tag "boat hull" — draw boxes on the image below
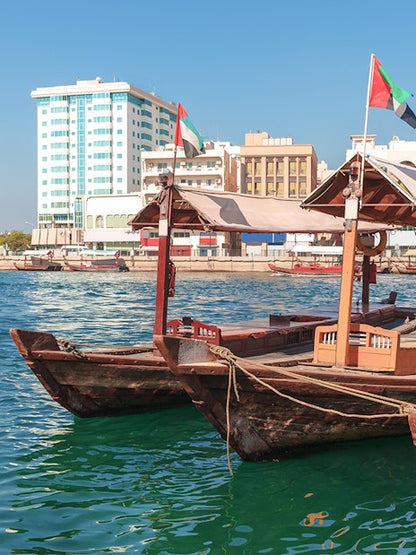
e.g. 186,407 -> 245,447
268,262 -> 342,275
396,266 -> 416,275
10,329 -> 188,417
155,334 -> 416,461
14,263 -> 63,271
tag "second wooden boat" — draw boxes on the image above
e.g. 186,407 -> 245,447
154,155 -> 416,463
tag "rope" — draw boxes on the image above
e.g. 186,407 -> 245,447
57,339 -> 152,356
211,344 -> 416,475
210,345 -> 416,419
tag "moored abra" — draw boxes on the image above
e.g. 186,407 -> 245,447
155,154 -> 416,463
155,311 -> 416,461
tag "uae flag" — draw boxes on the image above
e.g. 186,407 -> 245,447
174,103 -> 204,158
369,55 -> 416,129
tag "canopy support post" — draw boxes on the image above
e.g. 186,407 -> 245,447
153,172 -> 174,339
335,216 -> 357,367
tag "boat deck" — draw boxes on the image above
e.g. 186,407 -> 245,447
219,302 -> 395,336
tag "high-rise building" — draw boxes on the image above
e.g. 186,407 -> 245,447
31,77 -> 177,231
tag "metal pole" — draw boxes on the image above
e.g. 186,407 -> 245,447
360,53 -> 375,192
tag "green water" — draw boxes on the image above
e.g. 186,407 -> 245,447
2,271 -> 416,554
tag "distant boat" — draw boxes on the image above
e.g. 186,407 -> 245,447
268,260 -> 343,275
65,250 -> 129,272
269,246 -> 344,275
14,251 -> 62,272
396,265 -> 416,275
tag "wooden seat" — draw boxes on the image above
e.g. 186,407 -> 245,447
313,322 -> 416,375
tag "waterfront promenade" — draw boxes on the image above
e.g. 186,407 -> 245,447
0,254 -> 405,272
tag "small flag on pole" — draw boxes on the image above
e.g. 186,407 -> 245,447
174,103 -> 205,158
369,55 -> 416,129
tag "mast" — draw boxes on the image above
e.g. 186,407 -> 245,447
153,171 -> 174,337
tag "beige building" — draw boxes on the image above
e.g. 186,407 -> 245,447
241,132 -> 318,198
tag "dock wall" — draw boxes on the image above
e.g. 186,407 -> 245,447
0,255 -> 407,273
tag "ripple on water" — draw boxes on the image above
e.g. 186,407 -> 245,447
2,272 -> 416,553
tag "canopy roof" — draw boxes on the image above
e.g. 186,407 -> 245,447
131,185 -> 388,234
302,153 -> 416,226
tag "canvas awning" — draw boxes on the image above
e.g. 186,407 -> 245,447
130,185 -> 389,234
302,153 -> 416,226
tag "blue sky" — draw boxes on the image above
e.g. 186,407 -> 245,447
2,0 -> 416,231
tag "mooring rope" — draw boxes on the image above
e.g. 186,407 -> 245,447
210,345 -> 416,418
57,339 -> 152,357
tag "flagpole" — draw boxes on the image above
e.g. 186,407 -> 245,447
360,53 -> 375,191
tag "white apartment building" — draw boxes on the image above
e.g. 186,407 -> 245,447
141,141 -> 241,205
347,135 -> 416,166
31,77 -> 177,234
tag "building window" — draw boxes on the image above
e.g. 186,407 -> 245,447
289,160 -> 297,175
93,128 -> 111,135
255,162 -> 261,176
299,178 -> 307,197
299,159 -> 307,175
267,161 -> 274,175
289,178 -> 297,197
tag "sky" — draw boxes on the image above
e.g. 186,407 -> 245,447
2,0 -> 416,231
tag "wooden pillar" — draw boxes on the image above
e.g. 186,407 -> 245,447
153,173 -> 173,337
335,218 -> 357,367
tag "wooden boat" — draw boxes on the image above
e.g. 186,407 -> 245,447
395,265 -> 416,275
14,252 -> 62,272
9,172 -> 388,418
10,329 -> 187,416
154,155 -> 416,463
65,250 -> 129,272
269,246 -> 344,275
268,261 -> 343,275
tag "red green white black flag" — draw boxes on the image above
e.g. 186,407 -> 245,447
174,103 -> 205,158
369,55 -> 416,129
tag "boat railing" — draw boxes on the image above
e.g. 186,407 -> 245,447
313,322 -> 400,371
166,317 -> 221,345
